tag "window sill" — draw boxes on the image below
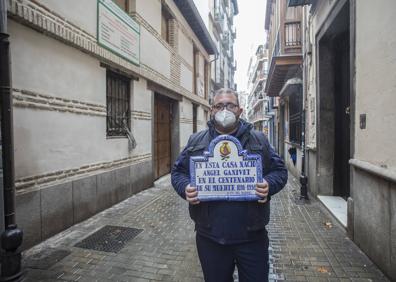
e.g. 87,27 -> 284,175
106,135 -> 128,139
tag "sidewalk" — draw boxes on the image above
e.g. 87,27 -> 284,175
21,174 -> 389,282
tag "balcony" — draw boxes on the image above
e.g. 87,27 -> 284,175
252,111 -> 271,125
222,31 -> 230,50
250,69 -> 266,96
265,20 -> 303,97
231,27 -> 236,40
232,60 -> 237,71
213,8 -> 225,33
251,97 -> 264,112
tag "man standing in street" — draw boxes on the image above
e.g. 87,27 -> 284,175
171,88 -> 288,282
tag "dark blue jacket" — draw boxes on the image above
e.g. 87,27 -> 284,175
171,119 -> 287,244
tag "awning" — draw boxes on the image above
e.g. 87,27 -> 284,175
279,78 -> 302,98
264,54 -> 302,97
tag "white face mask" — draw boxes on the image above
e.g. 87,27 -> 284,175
214,109 -> 237,129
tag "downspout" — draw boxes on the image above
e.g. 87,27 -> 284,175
299,82 -> 308,200
299,5 -> 309,200
208,53 -> 219,103
0,0 -> 24,280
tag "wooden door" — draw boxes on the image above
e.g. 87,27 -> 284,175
154,95 -> 172,179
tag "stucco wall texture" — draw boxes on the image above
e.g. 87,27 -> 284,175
355,0 -> 396,169
7,0 -> 212,248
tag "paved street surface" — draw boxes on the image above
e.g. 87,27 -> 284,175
21,174 -> 389,282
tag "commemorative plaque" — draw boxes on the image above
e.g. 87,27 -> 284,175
190,135 -> 263,201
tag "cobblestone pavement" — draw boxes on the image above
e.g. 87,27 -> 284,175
21,174 -> 389,282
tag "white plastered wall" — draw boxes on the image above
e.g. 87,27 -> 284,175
197,106 -> 208,132
10,21 -> 105,104
9,20 -> 150,179
180,63 -> 193,93
37,0 -> 97,36
130,78 -> 152,156
355,0 -> 396,169
178,29 -> 194,66
164,0 -> 210,61
140,27 -> 171,78
13,108 -> 129,179
135,0 -> 161,34
179,98 -> 194,148
197,53 -> 205,98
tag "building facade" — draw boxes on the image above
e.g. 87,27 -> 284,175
237,90 -> 248,121
6,0 -> 216,249
264,0 -> 303,176
193,0 -> 238,100
278,0 -> 396,279
246,45 -> 276,146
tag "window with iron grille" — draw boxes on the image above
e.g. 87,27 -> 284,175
289,90 -> 302,145
106,70 -> 131,137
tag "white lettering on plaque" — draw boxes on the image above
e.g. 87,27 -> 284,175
190,135 -> 263,201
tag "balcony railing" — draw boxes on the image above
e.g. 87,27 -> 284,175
269,20 -> 302,64
231,27 -> 236,39
251,71 -> 266,94
222,31 -> 230,50
285,21 -> 301,48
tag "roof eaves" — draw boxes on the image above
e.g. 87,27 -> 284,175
173,0 -> 218,55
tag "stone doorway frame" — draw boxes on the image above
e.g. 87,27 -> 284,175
315,0 -> 356,197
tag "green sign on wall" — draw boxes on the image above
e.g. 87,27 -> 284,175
97,0 -> 140,65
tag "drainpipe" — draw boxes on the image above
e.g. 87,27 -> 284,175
299,84 -> 308,200
299,6 -> 309,201
0,1 -> 24,281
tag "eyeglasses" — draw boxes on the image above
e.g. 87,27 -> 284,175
212,103 -> 239,111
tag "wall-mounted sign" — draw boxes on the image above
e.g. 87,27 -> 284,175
97,0 -> 140,65
190,135 -> 263,201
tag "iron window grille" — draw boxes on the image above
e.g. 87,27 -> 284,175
285,21 -> 302,48
289,90 -> 302,145
106,70 -> 131,138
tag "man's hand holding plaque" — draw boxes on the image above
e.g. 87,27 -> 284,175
256,180 -> 269,204
186,181 -> 269,205
185,184 -> 200,205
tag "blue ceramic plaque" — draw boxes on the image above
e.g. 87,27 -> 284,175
190,135 -> 263,201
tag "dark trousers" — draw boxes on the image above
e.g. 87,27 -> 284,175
196,233 -> 269,282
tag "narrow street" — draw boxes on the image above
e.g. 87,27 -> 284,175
21,174 -> 388,282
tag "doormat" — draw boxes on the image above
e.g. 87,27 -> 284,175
74,225 -> 143,253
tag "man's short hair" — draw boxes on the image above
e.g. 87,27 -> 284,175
212,88 -> 239,105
